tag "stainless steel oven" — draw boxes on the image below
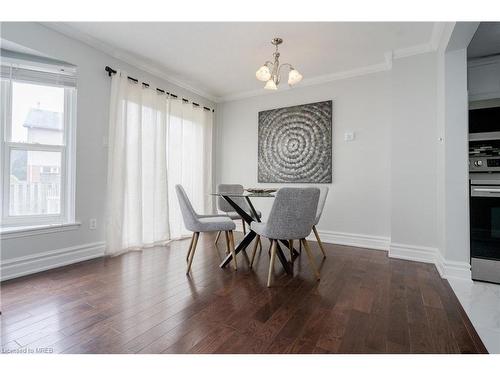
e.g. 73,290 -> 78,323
470,174 -> 500,284
469,100 -> 500,283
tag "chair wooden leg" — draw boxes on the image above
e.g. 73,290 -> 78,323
213,234 -> 222,262
242,219 -> 246,234
224,231 -> 230,254
186,232 -> 200,274
214,231 -> 221,245
301,238 -> 320,280
312,225 -> 327,258
267,240 -> 278,287
228,230 -> 237,270
186,233 -> 195,262
250,235 -> 260,268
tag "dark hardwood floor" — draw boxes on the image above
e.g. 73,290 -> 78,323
0,233 -> 487,354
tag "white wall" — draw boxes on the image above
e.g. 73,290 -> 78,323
443,48 -> 470,264
390,52 -> 438,249
0,22 -> 214,279
217,71 -> 393,246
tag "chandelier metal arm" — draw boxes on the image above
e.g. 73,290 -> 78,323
277,62 -> 293,76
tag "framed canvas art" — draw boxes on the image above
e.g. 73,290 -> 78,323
258,100 -> 332,183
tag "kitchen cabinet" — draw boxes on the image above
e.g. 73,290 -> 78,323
468,56 -> 500,101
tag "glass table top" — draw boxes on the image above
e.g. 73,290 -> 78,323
210,192 -> 275,198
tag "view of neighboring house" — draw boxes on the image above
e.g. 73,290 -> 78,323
9,107 -> 62,215
24,107 -> 64,143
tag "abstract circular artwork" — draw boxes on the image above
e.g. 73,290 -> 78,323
258,100 -> 332,183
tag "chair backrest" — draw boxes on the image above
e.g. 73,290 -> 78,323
314,186 -> 329,225
175,184 -> 199,232
217,184 -> 245,213
265,187 -> 320,240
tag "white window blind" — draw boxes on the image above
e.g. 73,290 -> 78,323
1,63 -> 77,88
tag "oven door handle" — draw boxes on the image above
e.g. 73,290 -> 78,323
471,186 -> 500,197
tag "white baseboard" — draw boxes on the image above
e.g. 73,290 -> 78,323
237,225 -> 391,253
307,229 -> 390,251
308,230 -> 471,281
389,242 -> 471,281
1,241 -> 105,281
436,252 -> 472,281
0,230 -> 472,282
389,242 -> 438,264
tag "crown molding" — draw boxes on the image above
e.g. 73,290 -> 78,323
436,22 -> 456,53
219,58 -> 393,102
392,42 -> 433,59
40,22 -> 218,103
430,22 -> 448,51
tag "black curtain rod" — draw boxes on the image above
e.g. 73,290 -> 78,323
105,66 -> 214,112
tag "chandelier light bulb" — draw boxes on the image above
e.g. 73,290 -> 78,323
264,79 -> 278,90
256,65 -> 271,81
288,69 -> 303,85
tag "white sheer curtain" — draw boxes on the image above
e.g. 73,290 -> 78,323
167,98 -> 213,239
106,71 -> 213,255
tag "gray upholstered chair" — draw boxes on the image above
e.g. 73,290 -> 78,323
215,184 -> 262,252
250,187 -> 321,287
175,184 -> 237,273
311,186 -> 329,258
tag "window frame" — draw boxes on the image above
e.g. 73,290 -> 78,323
1,73 -> 77,227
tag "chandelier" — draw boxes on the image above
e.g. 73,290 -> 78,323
255,37 -> 303,90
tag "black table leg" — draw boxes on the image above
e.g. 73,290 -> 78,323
221,196 -> 253,223
219,230 -> 256,268
218,194 -> 293,275
275,241 -> 293,274
279,239 -> 300,260
244,196 -> 261,222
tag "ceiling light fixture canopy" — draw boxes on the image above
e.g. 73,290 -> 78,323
256,37 -> 303,90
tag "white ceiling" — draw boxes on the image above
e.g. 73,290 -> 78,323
46,22 -> 437,101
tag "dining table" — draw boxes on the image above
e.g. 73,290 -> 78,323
211,191 -> 300,274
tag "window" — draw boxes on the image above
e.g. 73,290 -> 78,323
1,58 -> 77,226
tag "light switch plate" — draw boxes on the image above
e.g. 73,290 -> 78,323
89,219 -> 97,230
344,131 -> 355,142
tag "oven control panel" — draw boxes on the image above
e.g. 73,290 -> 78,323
469,157 -> 500,172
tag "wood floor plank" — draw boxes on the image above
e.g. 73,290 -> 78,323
188,325 -> 236,354
385,261 -> 411,353
337,310 -> 371,353
425,306 -> 460,354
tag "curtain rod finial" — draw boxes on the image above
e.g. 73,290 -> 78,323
105,66 -> 116,77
